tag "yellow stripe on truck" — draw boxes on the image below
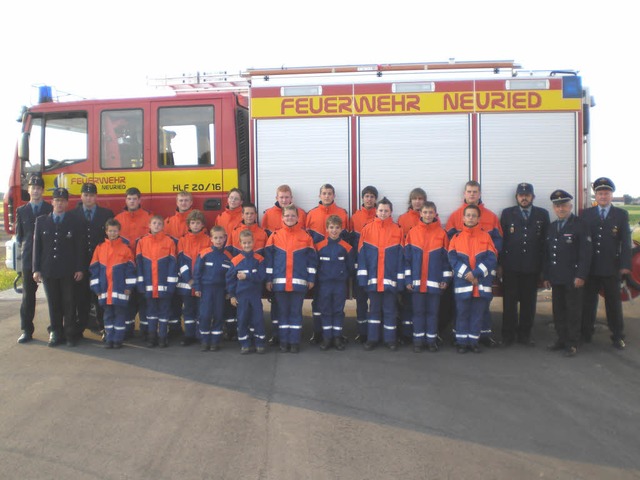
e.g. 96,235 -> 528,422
42,169 -> 238,197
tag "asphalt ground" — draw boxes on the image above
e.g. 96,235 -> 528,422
0,287 -> 639,480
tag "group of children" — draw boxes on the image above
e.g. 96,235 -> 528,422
88,182 -> 497,355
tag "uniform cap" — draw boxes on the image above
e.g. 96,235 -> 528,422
28,175 -> 45,187
516,182 -> 534,195
550,189 -> 573,204
52,187 -> 69,200
361,185 -> 379,198
81,182 -> 98,194
592,177 -> 615,192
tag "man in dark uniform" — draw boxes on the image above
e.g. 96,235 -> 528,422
15,174 -> 53,343
580,177 -> 631,349
543,190 -> 591,357
70,182 -> 115,335
33,188 -> 86,347
499,183 -> 550,346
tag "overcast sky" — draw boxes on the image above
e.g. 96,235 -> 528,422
1,0 -> 637,195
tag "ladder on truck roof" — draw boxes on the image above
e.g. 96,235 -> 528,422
245,59 -> 521,77
147,59 -> 575,93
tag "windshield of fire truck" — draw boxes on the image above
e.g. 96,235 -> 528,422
27,113 -> 88,173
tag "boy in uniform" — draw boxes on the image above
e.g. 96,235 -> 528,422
448,204 -> 498,354
306,184 -> 349,344
265,205 -> 317,353
176,210 -> 212,346
358,198 -> 404,351
89,219 -> 137,349
193,226 -> 233,351
228,203 -> 268,257
114,187 -> 152,337
227,230 -> 267,354
315,215 -> 355,350
404,202 -> 452,352
136,215 -> 178,347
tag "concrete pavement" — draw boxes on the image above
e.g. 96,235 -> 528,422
1,288 -> 639,480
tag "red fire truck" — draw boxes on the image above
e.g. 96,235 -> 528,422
8,59 -> 637,297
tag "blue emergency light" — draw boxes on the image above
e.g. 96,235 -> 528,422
562,76 -> 582,99
38,85 -> 53,103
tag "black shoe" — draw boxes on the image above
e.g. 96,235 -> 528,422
457,346 -> 468,354
354,335 -> 367,344
334,337 -> 345,351
547,341 -> 565,351
114,343 -> 122,349
279,343 -> 289,353
104,341 -> 114,349
564,346 -> 577,357
612,339 -> 626,350
479,337 -> 498,348
290,344 -> 300,354
66,337 -> 78,347
319,339 -> 332,351
413,345 -> 423,353
210,343 -> 221,352
469,344 -> 481,354
147,339 -> 158,348
581,333 -> 593,344
427,344 -> 439,353
308,334 -> 323,345
240,347 -> 251,355
48,332 -> 60,347
256,346 -> 266,354
17,332 -> 33,344
268,336 -> 279,346
363,342 -> 375,351
158,338 -> 169,348
386,342 -> 398,351
180,337 -> 196,346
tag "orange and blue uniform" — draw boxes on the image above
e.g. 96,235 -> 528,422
265,223 -> 317,348
446,202 -> 502,340
227,251 -> 267,349
193,246 -> 233,348
357,217 -> 404,345
306,202 -> 349,338
448,224 -> 497,347
164,209 -> 192,239
89,237 -> 136,345
215,205 -> 243,238
228,222 -> 268,257
177,229 -> 212,340
398,209 -> 421,237
136,232 -> 178,344
315,237 -> 355,341
262,204 -> 307,237
115,206 -> 152,335
404,220 -> 452,347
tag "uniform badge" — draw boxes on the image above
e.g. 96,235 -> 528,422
612,226 -> 618,235
564,234 -> 573,244
509,225 -> 515,234
66,231 -> 73,239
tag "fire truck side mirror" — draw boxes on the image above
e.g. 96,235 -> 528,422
18,132 -> 29,163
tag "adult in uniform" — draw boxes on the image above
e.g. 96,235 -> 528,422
70,182 -> 115,334
33,188 -> 86,346
580,177 -> 631,349
543,190 -> 591,357
15,174 -> 53,343
499,183 -> 549,346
